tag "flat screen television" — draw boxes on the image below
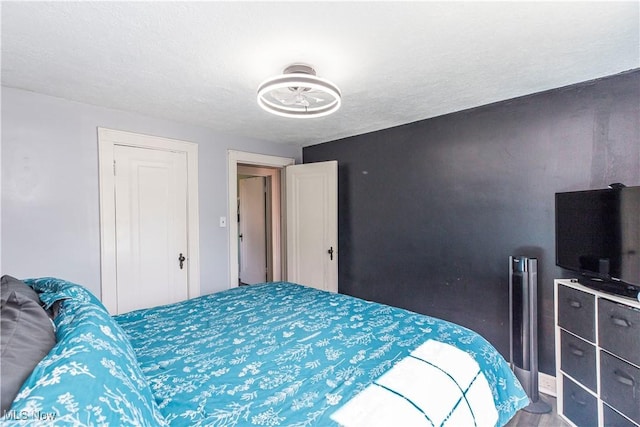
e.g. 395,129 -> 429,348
555,185 -> 640,299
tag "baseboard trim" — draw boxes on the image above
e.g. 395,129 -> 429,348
538,372 -> 556,397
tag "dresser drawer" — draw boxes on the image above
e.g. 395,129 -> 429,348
561,329 -> 597,392
562,375 -> 598,427
598,298 -> 640,366
558,284 -> 595,341
603,404 -> 639,427
601,351 -> 640,424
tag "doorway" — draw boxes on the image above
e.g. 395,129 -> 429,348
237,166 -> 278,285
227,151 -> 295,288
227,150 -> 338,293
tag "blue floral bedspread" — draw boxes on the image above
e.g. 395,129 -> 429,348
114,282 -> 528,426
3,278 -> 167,426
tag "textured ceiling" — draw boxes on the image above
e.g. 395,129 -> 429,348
2,2 -> 638,146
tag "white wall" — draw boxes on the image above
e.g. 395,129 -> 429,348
1,87 -> 301,298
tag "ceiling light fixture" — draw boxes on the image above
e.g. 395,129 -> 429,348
257,64 -> 341,119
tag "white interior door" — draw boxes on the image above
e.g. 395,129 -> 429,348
239,176 -> 267,284
114,145 -> 189,313
286,160 -> 338,292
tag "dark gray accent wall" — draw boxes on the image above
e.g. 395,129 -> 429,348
303,69 -> 640,375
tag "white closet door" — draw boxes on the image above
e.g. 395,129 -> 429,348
114,145 -> 188,313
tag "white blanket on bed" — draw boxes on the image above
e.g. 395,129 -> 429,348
330,339 -> 499,427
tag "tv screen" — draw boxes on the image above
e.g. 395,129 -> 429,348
555,186 -> 640,296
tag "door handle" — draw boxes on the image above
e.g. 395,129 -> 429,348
568,299 -> 582,309
568,345 -> 584,357
613,370 -> 635,387
178,253 -> 186,269
570,393 -> 586,406
610,316 -> 631,328
328,246 -> 334,260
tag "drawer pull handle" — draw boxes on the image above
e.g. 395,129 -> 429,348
568,299 -> 582,309
570,393 -> 587,406
568,345 -> 584,357
613,370 -> 635,387
610,316 -> 631,328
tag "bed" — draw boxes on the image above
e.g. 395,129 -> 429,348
2,277 -> 528,426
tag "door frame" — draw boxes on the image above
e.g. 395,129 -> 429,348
98,128 -> 200,313
227,150 -> 295,288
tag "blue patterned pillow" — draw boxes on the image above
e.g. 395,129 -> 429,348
2,278 -> 167,426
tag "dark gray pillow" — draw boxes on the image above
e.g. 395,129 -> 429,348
0,290 -> 56,413
1,275 -> 59,321
1,275 -> 40,305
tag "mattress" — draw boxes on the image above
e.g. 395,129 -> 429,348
115,282 -> 528,426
